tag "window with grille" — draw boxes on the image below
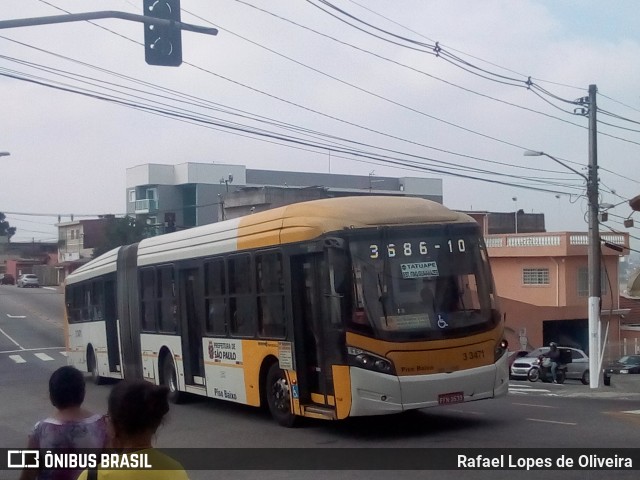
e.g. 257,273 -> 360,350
522,268 -> 549,285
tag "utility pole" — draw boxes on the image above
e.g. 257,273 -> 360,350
587,84 -> 601,389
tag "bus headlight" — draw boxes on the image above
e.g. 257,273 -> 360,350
347,346 -> 395,375
494,339 -> 508,362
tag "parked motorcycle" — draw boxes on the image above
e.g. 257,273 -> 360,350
527,355 -> 567,384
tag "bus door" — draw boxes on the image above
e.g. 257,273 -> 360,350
178,268 -> 205,384
291,252 -> 344,408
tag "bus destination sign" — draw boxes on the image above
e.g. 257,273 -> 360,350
400,261 -> 439,279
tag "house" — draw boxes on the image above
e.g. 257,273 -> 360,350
56,218 -> 112,281
1,241 -> 58,285
484,230 -> 630,363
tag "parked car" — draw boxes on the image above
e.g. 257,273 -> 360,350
510,346 -> 590,384
603,355 -> 640,386
17,274 -> 40,288
507,350 -> 530,373
0,273 -> 15,285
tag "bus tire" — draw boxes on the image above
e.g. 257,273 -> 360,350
265,363 -> 298,428
87,348 -> 105,385
162,356 -> 184,404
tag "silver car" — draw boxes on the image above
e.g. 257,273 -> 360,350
510,346 -> 590,384
17,274 -> 40,288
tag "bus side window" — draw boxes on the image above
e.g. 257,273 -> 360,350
140,268 -> 157,331
228,254 -> 254,337
256,252 -> 285,338
204,259 -> 227,335
158,266 -> 177,333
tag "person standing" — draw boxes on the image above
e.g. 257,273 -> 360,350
77,380 -> 189,479
20,366 -> 109,480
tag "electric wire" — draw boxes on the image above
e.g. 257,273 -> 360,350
3,1 -> 636,199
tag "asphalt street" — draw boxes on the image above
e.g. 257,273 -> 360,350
1,285 -> 639,480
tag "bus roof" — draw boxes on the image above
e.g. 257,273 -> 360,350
69,196 -> 475,278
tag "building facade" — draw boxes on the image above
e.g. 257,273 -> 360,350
56,218 -> 111,280
485,231 -> 630,363
125,162 -> 443,232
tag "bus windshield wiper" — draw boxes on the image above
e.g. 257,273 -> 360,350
377,273 -> 389,326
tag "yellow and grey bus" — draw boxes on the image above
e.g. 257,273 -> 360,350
65,196 -> 508,426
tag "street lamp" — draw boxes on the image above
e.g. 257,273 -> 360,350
0,151 -> 10,157
523,150 -> 587,181
512,197 -> 518,233
524,149 -> 601,389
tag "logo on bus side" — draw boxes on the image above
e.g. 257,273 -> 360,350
207,339 -> 243,365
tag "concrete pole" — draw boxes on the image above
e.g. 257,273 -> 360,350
587,84 -> 601,389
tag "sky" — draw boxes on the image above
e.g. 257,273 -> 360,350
1,0 -> 639,252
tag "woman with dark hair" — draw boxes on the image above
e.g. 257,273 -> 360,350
77,380 -> 188,479
20,366 -> 108,480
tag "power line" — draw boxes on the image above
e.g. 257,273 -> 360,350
2,65 -> 588,197
8,2 -> 639,195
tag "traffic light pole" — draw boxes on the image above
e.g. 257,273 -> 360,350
587,84 -> 602,389
0,11 -> 217,38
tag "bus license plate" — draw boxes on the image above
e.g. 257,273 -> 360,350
438,391 -> 464,405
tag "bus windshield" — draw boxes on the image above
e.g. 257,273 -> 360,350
347,226 -> 497,341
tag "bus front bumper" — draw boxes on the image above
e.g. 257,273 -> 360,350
348,354 -> 509,417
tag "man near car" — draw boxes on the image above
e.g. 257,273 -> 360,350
543,342 -> 561,383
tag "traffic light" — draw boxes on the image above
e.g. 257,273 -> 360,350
143,0 -> 182,66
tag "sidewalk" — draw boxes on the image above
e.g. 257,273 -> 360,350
562,374 -> 640,399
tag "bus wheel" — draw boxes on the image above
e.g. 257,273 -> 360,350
87,348 -> 104,385
162,356 -> 184,404
266,363 -> 298,427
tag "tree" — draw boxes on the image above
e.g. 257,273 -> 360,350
0,212 -> 16,240
92,216 -> 148,258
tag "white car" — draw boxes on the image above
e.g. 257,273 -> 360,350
17,274 -> 40,288
510,346 -> 590,384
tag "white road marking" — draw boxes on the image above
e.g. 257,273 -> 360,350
60,351 -> 68,357
9,355 -> 26,364
0,327 -> 22,349
6,314 -> 26,319
34,353 -> 54,361
622,410 -> 640,415
0,347 -> 65,354
526,418 -> 577,426
445,408 -> 484,415
512,403 -> 559,408
509,387 -> 551,393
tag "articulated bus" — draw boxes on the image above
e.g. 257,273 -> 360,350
65,196 -> 509,426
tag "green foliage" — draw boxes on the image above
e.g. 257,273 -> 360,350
0,212 -> 16,239
92,216 -> 148,258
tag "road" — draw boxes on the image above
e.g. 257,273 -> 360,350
1,285 -> 639,480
